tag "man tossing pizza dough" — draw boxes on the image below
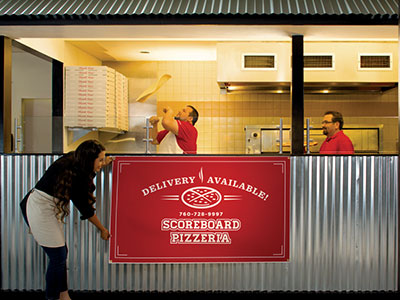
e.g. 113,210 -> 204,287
149,105 -> 199,154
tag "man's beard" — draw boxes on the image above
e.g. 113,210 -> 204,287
322,128 -> 328,136
174,116 -> 180,120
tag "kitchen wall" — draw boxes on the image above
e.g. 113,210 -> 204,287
15,39 -> 103,153
156,60 -> 293,154
12,51 -> 52,121
155,61 -> 398,154
17,38 -> 102,66
11,50 -> 52,153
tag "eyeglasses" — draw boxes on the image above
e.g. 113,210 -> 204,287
321,121 -> 334,125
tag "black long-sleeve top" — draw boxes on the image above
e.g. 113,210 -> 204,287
35,152 -> 96,220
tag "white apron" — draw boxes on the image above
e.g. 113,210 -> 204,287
158,131 -> 184,154
26,189 -> 65,247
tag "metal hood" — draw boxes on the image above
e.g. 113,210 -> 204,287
217,42 -> 398,94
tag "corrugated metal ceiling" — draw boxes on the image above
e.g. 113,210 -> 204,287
0,0 -> 397,17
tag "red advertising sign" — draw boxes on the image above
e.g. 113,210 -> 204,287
109,156 -> 290,263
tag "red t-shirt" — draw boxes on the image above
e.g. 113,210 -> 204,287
157,120 -> 198,154
320,130 -> 354,154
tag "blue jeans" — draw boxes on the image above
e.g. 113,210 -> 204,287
41,245 -> 68,300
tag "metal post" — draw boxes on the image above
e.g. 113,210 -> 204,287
397,3 -> 400,290
143,117 -> 153,154
275,118 -> 284,154
279,118 -> 283,154
291,35 -> 304,155
0,36 -> 12,153
52,59 -> 64,153
14,118 -> 22,153
306,118 -> 310,154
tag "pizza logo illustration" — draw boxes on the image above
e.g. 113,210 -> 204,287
181,186 -> 222,209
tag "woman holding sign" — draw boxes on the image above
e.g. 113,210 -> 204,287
20,140 -> 112,300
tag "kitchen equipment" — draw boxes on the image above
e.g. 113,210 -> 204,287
245,124 -> 379,154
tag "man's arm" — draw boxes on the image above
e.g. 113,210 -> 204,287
149,116 -> 160,145
161,107 -> 179,135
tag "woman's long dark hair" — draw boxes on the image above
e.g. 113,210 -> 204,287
54,140 -> 105,221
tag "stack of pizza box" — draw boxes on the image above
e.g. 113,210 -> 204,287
115,71 -> 129,131
65,66 -> 128,130
64,66 -> 90,127
85,66 -> 116,128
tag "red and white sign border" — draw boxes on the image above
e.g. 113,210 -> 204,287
109,157 -> 290,263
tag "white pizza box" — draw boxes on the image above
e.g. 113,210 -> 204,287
86,108 -> 116,115
66,66 -> 88,71
64,117 -> 88,127
87,66 -> 115,72
65,91 -> 88,97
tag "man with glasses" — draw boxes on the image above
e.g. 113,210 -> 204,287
320,111 -> 354,154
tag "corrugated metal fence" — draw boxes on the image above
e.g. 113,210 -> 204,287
1,155 -> 398,291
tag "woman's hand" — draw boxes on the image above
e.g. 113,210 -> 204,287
103,156 -> 115,167
101,228 -> 110,240
88,214 -> 110,241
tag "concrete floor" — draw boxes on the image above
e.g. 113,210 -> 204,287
0,290 -> 399,300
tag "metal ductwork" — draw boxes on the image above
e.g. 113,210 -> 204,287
217,42 -> 398,94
